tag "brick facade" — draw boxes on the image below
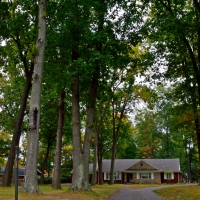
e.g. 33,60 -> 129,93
132,172 -> 161,184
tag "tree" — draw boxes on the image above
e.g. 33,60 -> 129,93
1,0 -> 36,186
21,0 -> 47,193
52,89 -> 65,189
109,71 -> 135,184
144,0 -> 200,161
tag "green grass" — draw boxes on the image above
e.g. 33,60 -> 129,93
0,184 -> 123,200
1,183 -> 198,200
154,185 -> 200,200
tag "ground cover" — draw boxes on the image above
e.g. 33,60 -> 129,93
0,184 -> 161,200
1,183 -> 197,200
154,185 -> 200,200
0,184 -> 121,200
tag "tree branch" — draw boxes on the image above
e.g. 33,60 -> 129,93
10,34 -> 29,78
194,0 -> 200,15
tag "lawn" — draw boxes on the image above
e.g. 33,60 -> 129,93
154,184 -> 200,200
0,184 -> 122,200
1,183 -> 199,200
0,183 -> 161,200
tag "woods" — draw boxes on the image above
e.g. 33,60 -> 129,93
1,0 -> 200,193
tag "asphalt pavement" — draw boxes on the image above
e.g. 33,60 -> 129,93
107,184 -> 198,200
107,186 -> 165,200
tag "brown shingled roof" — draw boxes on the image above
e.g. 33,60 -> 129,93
89,158 -> 181,174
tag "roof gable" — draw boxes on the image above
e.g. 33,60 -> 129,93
127,160 -> 157,171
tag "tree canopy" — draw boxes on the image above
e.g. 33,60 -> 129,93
1,0 -> 200,192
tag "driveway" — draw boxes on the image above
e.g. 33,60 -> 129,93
107,184 -> 197,200
107,185 -> 165,200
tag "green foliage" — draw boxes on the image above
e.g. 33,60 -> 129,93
1,0 -> 200,185
0,131 -> 11,166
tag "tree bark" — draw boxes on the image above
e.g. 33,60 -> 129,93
70,0 -> 104,190
98,150 -> 103,184
52,89 -> 65,189
92,122 -> 98,185
21,0 -> 47,193
69,0 -> 85,189
2,63 -> 33,186
83,74 -> 99,190
70,74 -> 84,190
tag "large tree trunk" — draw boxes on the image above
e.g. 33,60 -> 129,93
98,151 -> 103,185
70,75 -> 84,190
69,0 -> 85,188
21,0 -> 47,193
92,123 -> 98,185
52,89 -> 65,189
83,75 -> 99,190
70,0 -> 104,190
2,64 -> 33,186
70,65 -> 100,190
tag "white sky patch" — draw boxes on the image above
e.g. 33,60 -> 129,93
1,40 -> 6,46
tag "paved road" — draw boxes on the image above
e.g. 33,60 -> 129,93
107,186 -> 165,200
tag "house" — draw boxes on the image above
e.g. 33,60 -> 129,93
0,166 -> 42,185
89,158 -> 182,184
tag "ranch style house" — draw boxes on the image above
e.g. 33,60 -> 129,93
89,158 -> 182,184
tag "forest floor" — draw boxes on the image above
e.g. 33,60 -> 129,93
0,183 -> 198,200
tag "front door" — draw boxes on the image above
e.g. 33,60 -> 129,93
127,173 -> 133,183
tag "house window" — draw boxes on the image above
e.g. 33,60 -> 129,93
137,172 -> 154,179
140,173 -> 151,179
106,173 -> 110,180
104,172 -> 121,180
114,172 -> 120,180
164,172 -> 174,180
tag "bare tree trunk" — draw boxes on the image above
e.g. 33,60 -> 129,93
69,0 -> 85,188
92,123 -> 98,185
110,126 -> 117,184
70,75 -> 84,190
52,89 -> 65,189
21,0 -> 47,193
70,0 -> 104,190
83,73 -> 99,189
98,152 -> 103,184
2,65 -> 33,186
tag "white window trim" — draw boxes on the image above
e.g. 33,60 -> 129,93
137,172 -> 154,180
104,172 -> 122,180
164,172 -> 174,180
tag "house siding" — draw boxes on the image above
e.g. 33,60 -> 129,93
161,172 -> 182,183
89,171 -> 182,184
132,172 -> 161,184
128,160 -> 156,170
